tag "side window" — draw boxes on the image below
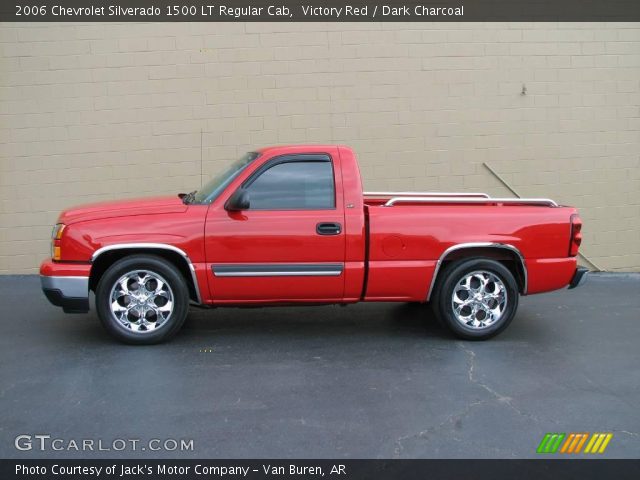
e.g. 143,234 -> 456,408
246,161 -> 335,210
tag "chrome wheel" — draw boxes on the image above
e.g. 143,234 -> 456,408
451,270 -> 507,330
109,270 -> 174,333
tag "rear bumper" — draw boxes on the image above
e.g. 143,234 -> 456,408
526,257 -> 577,294
568,267 -> 589,289
40,259 -> 90,313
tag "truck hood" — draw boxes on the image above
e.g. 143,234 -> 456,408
59,196 -> 188,224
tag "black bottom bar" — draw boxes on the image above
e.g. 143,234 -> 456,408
3,459 -> 639,480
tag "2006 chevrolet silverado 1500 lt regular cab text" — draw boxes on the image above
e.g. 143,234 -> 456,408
40,145 -> 588,344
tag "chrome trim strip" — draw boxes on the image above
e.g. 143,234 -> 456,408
91,243 -> 202,304
216,271 -> 343,277
384,197 -> 558,207
40,275 -> 89,299
91,243 -> 187,262
364,191 -> 490,198
213,263 -> 344,277
426,242 -> 528,301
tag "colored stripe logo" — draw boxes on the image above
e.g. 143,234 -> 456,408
559,433 -> 589,453
537,433 -> 613,454
583,433 -> 613,454
537,433 -> 565,453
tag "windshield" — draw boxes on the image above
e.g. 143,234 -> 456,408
193,152 -> 260,204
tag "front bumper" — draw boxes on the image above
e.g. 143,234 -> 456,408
40,260 -> 90,313
568,267 -> 589,289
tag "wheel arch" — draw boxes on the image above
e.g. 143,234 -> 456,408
89,243 -> 201,304
426,243 -> 527,301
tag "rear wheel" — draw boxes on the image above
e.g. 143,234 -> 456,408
95,254 -> 189,344
431,258 -> 519,340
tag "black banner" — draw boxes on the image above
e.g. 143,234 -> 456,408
3,459 -> 640,480
2,0 -> 640,22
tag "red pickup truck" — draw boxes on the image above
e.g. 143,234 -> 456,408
40,145 -> 587,344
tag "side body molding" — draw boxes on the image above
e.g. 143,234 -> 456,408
426,242 -> 528,301
91,243 -> 202,304
212,263 -> 344,277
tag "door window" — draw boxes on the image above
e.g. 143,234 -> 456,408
246,161 -> 335,210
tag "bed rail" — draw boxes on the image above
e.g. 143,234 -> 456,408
364,191 -> 490,198
382,196 -> 559,207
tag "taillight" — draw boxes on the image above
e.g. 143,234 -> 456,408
569,214 -> 582,257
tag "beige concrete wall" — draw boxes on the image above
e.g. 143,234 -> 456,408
1,22 -> 639,273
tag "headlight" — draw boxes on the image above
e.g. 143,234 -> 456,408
51,223 -> 65,260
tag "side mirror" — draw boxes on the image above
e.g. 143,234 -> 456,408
225,188 -> 250,211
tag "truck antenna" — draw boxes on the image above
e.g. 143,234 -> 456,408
200,128 -> 203,188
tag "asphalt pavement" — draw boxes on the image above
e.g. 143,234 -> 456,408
0,274 -> 638,459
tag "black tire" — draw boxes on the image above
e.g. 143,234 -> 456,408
431,258 -> 519,340
95,254 -> 189,344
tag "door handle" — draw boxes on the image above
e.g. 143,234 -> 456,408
316,222 -> 342,235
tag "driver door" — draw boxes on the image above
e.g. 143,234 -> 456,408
204,154 -> 345,302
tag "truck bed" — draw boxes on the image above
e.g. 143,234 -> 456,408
361,191 -> 576,301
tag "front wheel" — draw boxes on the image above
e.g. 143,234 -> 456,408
95,254 -> 189,344
431,259 -> 519,340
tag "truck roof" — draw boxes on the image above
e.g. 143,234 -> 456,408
255,144 -> 350,155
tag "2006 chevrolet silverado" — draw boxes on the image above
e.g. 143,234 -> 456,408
40,145 -> 587,344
